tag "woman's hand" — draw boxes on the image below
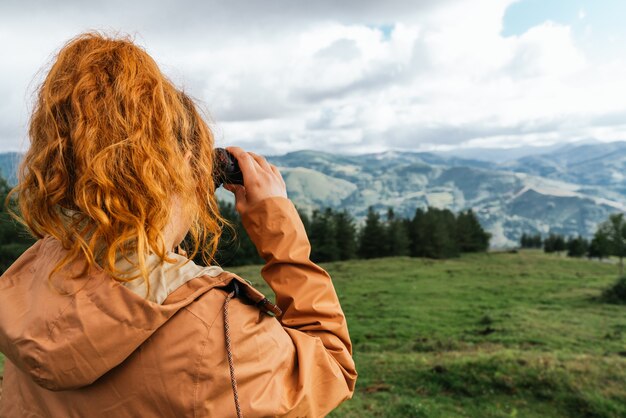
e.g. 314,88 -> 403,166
222,146 -> 288,216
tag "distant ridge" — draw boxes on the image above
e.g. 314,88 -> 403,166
264,141 -> 626,247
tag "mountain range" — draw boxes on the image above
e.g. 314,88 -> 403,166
2,141 -> 626,248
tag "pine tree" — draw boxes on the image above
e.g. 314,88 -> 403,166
456,209 -> 490,252
566,235 -> 589,257
544,233 -> 566,254
408,208 -> 426,257
358,206 -> 387,259
588,229 -> 611,260
420,207 -> 459,259
544,234 -> 556,253
598,213 -> 626,277
520,232 -> 542,249
520,233 -> 529,248
554,234 -> 566,253
384,207 -> 409,256
309,208 -> 339,263
333,209 -> 357,260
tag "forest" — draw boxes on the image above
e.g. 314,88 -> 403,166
212,201 -> 491,267
519,213 -> 626,273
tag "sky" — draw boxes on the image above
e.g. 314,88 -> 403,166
1,0 -> 626,156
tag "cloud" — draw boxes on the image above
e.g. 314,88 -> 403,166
290,23 -> 420,103
1,0 -> 626,156
505,22 -> 585,78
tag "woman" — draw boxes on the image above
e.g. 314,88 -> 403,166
0,32 -> 357,417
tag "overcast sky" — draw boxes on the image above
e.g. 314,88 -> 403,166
1,0 -> 626,156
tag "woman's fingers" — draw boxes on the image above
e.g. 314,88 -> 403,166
225,147 -> 272,175
248,152 -> 284,187
223,146 -> 288,213
248,152 -> 273,172
225,146 -> 257,181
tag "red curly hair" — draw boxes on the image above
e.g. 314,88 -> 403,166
5,31 -> 230,294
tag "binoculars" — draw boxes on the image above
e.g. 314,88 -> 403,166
213,147 -> 244,189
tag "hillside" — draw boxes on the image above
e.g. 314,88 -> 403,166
266,145 -> 626,247
501,141 -> 626,195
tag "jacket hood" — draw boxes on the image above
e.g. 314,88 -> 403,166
0,235 -> 272,391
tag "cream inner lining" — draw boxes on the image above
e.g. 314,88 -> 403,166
114,250 -> 224,304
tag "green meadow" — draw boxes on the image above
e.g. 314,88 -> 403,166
232,250 -> 626,418
1,250 -> 625,417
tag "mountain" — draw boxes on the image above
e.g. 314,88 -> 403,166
499,141 -> 626,195
264,143 -> 626,247
3,141 -> 626,248
432,142 -> 584,163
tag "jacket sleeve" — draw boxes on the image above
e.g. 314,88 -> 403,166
236,196 -> 357,416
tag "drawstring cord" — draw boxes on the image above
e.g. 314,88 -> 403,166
223,283 -> 243,418
221,279 -> 281,418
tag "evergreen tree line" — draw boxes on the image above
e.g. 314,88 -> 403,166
214,202 -> 491,266
519,233 -> 542,249
519,212 -> 626,276
520,232 -> 600,258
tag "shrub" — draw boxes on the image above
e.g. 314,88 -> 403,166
601,277 -> 626,304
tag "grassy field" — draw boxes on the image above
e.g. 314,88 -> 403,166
231,250 -> 626,418
1,250 -> 625,416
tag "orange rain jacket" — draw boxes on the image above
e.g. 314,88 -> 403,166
0,196 -> 357,417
